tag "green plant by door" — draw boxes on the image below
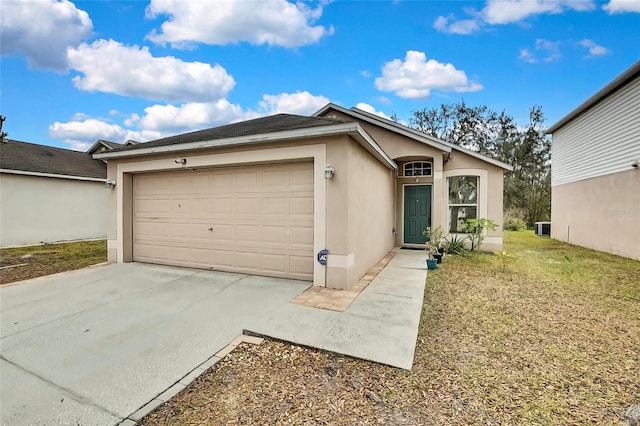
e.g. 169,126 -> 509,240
463,218 -> 497,251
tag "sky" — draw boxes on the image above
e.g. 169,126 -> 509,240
1,0 -> 639,152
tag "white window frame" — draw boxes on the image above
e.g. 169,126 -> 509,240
403,161 -> 432,177
447,175 -> 478,233
443,170 -> 488,235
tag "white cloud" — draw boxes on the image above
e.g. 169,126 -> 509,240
67,39 -> 235,103
354,103 -> 393,120
434,0 -> 595,34
433,15 -> 481,34
375,51 -> 482,99
258,91 -> 330,115
0,0 -> 92,70
133,100 -> 255,132
482,0 -> 595,24
603,0 -> 640,13
518,39 -> 561,63
518,49 -> 536,63
361,70 -> 372,78
146,0 -> 333,48
48,118 -> 158,151
49,90 -> 331,149
579,39 -> 610,57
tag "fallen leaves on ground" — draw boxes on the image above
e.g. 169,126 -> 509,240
140,231 -> 639,425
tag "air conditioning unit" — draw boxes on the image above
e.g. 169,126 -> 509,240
535,221 -> 551,237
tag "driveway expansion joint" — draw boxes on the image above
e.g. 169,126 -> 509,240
0,355 -> 121,420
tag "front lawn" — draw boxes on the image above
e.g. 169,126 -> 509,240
0,240 -> 107,285
140,231 -> 639,425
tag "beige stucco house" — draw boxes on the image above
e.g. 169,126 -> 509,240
0,140 -> 108,247
547,61 -> 640,260
94,104 -> 511,289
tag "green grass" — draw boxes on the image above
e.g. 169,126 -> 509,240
140,230 -> 640,425
0,240 -> 107,284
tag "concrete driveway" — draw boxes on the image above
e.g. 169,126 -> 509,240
0,250 -> 426,425
0,264 -> 309,425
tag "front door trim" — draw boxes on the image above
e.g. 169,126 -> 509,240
401,183 -> 433,246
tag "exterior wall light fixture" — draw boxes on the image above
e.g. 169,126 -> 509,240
324,165 -> 335,179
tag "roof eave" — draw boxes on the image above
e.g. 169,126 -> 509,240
314,103 -> 513,171
93,122 -> 396,170
313,103 -> 453,154
0,168 -> 107,182
546,60 -> 640,134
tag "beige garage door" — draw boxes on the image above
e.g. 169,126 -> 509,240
133,162 -> 314,281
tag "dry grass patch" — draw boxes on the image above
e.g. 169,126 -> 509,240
140,231 -> 639,425
0,240 -> 107,284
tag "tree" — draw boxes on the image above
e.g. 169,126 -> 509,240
0,115 -> 7,143
498,106 -> 551,224
409,101 -> 551,226
410,100 -> 520,157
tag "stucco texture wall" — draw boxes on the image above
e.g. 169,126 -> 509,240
325,137 -> 395,288
0,173 -> 107,247
551,169 -> 640,260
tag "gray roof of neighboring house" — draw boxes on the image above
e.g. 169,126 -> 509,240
0,139 -> 107,179
86,139 -> 124,154
107,114 -> 345,153
546,60 -> 640,134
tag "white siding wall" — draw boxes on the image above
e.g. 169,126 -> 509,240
551,76 -> 640,187
0,173 -> 107,247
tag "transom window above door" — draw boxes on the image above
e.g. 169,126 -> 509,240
403,161 -> 432,177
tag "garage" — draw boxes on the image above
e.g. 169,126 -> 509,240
133,161 -> 314,281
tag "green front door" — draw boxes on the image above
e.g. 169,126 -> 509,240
404,185 -> 431,244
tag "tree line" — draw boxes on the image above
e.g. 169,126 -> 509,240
408,100 -> 551,227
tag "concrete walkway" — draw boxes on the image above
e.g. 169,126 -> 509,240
0,249 -> 426,425
246,248 -> 427,370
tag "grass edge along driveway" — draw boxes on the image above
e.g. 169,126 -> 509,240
0,240 -> 106,285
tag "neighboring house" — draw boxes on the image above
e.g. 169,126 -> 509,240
86,139 -> 139,156
86,139 -> 124,155
0,139 -> 108,247
546,61 -> 640,260
94,103 -> 511,289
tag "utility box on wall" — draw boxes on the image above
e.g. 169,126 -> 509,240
535,221 -> 551,237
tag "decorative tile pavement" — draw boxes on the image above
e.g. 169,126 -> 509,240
290,252 -> 396,311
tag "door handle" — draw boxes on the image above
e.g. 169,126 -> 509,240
208,227 -> 213,231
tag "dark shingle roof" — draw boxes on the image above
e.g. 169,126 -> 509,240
86,139 -> 124,155
0,140 -> 106,179
99,140 -> 124,150
111,113 -> 346,152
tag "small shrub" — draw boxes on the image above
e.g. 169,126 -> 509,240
444,234 -> 467,255
503,215 -> 527,231
463,218 -> 497,251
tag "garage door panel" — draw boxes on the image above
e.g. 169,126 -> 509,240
290,196 -> 313,216
236,198 -> 259,213
262,226 -> 287,244
236,171 -> 259,187
237,252 -> 260,269
263,197 -> 289,215
290,256 -> 313,276
134,162 -> 314,280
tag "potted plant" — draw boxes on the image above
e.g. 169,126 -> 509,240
423,225 -> 446,267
